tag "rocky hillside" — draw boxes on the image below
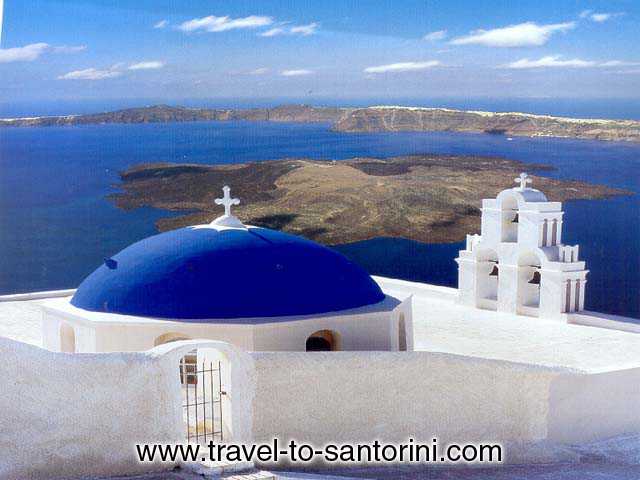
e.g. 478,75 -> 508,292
111,155 -> 628,244
0,104 -> 348,127
333,106 -> 640,142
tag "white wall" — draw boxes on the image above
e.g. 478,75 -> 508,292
250,351 -> 640,463
4,335 -> 640,478
250,351 -> 554,453
548,367 -> 640,443
42,296 -> 409,354
42,307 -> 255,353
0,337 -> 254,480
42,310 -> 99,352
94,322 -> 254,353
0,336 -> 184,479
253,298 -> 411,352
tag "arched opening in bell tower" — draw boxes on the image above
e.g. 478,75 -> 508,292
476,249 -> 499,310
499,195 -> 519,243
517,251 -> 542,316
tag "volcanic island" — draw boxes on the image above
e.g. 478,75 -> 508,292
110,154 -> 628,245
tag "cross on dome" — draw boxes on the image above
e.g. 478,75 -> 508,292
215,185 -> 240,217
514,172 -> 532,191
211,185 -> 244,228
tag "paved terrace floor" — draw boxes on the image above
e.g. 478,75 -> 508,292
376,277 -> 640,374
0,297 -> 45,346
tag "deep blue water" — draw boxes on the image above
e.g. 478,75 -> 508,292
0,121 -> 638,318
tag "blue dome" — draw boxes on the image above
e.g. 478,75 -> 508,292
71,226 -> 385,322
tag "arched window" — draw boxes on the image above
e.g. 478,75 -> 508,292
306,330 -> 340,351
60,323 -> 76,353
398,314 -> 407,351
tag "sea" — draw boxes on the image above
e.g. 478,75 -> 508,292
0,98 -> 638,319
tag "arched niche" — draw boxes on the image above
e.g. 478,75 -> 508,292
60,323 -> 76,353
305,330 -> 341,351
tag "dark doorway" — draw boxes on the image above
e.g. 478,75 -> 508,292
306,336 -> 332,351
305,330 -> 339,351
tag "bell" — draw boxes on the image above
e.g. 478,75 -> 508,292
489,265 -> 499,276
528,271 -> 541,285
511,213 -> 519,223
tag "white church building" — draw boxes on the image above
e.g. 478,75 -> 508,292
41,186 -> 412,354
457,173 -> 587,319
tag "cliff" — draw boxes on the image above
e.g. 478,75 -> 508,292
4,103 -> 640,142
332,106 -> 640,142
0,105 -> 348,127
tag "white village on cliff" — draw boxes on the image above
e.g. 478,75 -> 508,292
2,173 -> 640,479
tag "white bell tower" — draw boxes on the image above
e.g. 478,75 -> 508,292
455,173 -> 588,320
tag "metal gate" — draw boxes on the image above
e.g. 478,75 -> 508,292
181,354 -> 225,444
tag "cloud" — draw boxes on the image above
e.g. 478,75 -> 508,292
290,23 -> 319,36
178,15 -> 272,33
450,21 -> 575,47
58,58 -> 170,80
128,61 -> 165,70
501,55 -> 640,69
423,30 -> 447,41
502,56 -> 594,69
59,60 -> 168,79
154,19 -> 168,29
0,42 -> 86,63
613,69 -> 640,75
591,12 -> 622,22
580,10 -> 623,22
259,22 -> 319,37
58,67 -> 122,80
260,27 -> 286,37
364,61 -> 441,73
229,67 -> 272,75
591,13 -> 612,22
52,45 -> 87,54
280,69 -> 313,76
599,60 -> 640,67
0,43 -> 50,62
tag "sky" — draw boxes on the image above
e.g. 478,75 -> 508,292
0,0 -> 639,105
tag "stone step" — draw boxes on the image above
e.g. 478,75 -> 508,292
222,469 -> 277,480
181,459 -> 256,477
